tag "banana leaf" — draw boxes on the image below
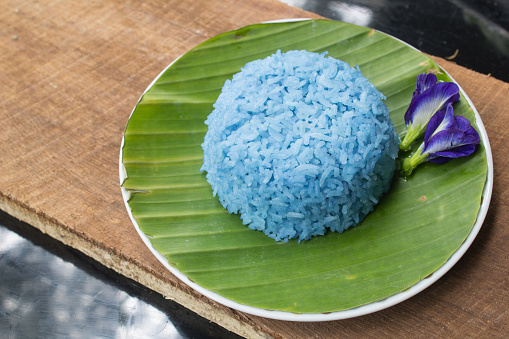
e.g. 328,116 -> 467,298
120,19 -> 489,318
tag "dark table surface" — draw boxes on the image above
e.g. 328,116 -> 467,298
1,1 -> 507,338
0,211 -> 241,339
283,0 -> 509,82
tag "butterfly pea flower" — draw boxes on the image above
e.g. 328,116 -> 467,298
401,103 -> 480,175
412,73 -> 438,98
400,73 -> 460,150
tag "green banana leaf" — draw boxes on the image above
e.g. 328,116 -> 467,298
121,19 -> 488,315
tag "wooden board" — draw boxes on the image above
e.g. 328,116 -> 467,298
0,1 -> 507,337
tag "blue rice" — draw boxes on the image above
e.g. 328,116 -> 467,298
201,50 -> 399,242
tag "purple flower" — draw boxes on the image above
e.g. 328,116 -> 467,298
400,73 -> 460,150
401,103 -> 480,175
412,73 -> 437,98
423,103 -> 480,163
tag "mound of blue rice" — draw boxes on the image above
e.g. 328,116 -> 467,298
201,50 -> 399,242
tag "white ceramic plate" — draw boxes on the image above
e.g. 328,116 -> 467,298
120,19 -> 493,321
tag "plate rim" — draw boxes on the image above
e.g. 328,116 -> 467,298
119,18 -> 493,322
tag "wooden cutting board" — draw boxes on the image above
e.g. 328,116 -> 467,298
1,0 -> 507,337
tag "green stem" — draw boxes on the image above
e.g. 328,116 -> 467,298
400,125 -> 423,151
401,144 -> 428,176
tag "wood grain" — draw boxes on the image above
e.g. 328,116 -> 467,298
1,0 -> 507,337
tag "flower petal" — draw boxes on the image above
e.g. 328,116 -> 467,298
404,82 -> 460,127
423,111 -> 481,163
413,73 -> 437,98
427,156 -> 452,164
423,128 -> 465,155
455,116 -> 481,143
431,143 -> 477,158
424,103 -> 456,143
455,115 -> 473,132
428,144 -> 477,163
